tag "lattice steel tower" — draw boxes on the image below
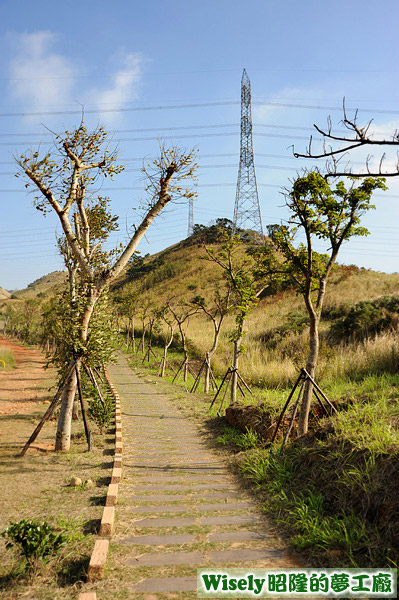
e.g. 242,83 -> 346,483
232,69 -> 264,243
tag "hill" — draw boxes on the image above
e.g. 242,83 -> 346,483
113,235 -> 399,388
0,287 -> 10,300
7,271 -> 67,301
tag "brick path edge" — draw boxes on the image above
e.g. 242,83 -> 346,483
84,365 -> 122,588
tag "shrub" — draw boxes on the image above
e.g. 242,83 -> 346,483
329,296 -> 399,343
88,393 -> 114,432
1,519 -> 67,568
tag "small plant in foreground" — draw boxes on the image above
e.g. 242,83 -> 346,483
1,519 -> 67,569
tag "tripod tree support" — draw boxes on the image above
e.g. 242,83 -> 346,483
269,368 -> 337,449
172,358 -> 196,384
20,360 -> 78,456
83,363 -> 106,408
75,363 -> 92,451
142,345 -> 157,364
209,365 -> 252,415
190,355 -> 218,393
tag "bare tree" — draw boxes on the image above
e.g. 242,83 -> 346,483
191,287 -> 233,392
167,300 -> 198,383
157,303 -> 178,377
17,124 -> 197,450
293,100 -> 399,178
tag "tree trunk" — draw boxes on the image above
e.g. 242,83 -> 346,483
131,318 -> 135,352
298,314 -> 319,435
55,292 -> 98,451
204,352 -> 211,393
55,360 -> 77,451
230,337 -> 242,404
140,326 -> 145,353
160,348 -> 167,377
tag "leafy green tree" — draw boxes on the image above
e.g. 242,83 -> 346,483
17,124 -> 197,450
250,172 -> 386,434
205,234 -> 264,402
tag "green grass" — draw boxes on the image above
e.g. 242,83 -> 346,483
0,346 -> 16,369
235,443 -> 397,567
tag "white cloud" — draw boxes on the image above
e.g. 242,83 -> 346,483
8,31 -> 77,109
6,31 -> 145,124
87,53 -> 144,123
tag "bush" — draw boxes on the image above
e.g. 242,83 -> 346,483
1,519 -> 67,568
88,393 -> 114,432
329,297 -> 399,343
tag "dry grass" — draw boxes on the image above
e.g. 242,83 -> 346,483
117,242 -> 399,389
0,346 -> 113,599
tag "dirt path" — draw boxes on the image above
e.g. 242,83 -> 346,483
106,354 -> 304,599
0,336 -> 54,416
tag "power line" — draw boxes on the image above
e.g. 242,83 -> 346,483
1,183 -> 399,199
3,120 -> 378,140
0,99 -> 398,119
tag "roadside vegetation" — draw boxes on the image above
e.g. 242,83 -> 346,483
0,346 -> 16,369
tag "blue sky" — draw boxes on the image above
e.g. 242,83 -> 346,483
0,0 -> 398,289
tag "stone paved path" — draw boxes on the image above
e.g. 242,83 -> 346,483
108,354 -> 305,599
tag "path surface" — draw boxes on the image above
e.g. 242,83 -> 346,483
0,336 -> 54,416
108,354 -> 303,598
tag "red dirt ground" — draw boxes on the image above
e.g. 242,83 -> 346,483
0,336 -> 55,416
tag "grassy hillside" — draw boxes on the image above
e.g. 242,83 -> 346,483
114,237 -> 399,389
10,271 -> 67,300
0,287 -> 10,300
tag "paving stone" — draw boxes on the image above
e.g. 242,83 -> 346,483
121,533 -> 196,545
131,576 -> 197,593
132,474 -> 231,482
194,501 -> 255,512
208,530 -> 272,543
129,482 -> 237,492
129,494 -> 188,502
127,550 -> 204,567
132,504 -> 189,513
198,515 -> 261,526
209,547 -> 285,562
200,491 -> 241,500
131,517 -> 195,528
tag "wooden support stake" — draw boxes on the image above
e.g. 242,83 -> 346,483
83,363 -> 106,408
209,367 -> 231,409
20,360 -> 77,456
190,358 -> 206,393
268,371 -> 304,445
302,368 -> 338,414
76,363 -> 91,451
281,379 -> 306,450
217,369 -> 234,416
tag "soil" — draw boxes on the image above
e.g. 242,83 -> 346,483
0,336 -> 55,416
0,336 -> 113,599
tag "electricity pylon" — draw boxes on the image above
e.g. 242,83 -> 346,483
232,69 -> 264,244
